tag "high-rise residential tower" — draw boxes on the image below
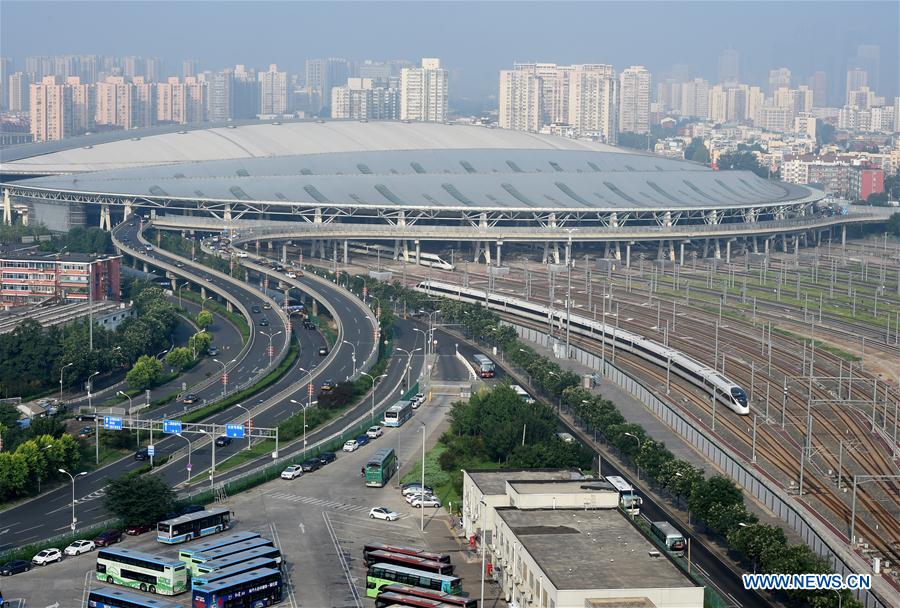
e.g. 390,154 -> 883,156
498,68 -> 541,132
400,58 -> 448,122
618,65 -> 651,133
29,75 -> 72,142
258,64 -> 288,116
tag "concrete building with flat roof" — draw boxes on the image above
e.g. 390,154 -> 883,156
462,469 -> 702,608
493,508 -> 702,608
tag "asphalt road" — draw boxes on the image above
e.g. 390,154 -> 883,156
0,223 -> 378,551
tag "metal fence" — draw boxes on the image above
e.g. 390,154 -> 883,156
506,321 -> 890,608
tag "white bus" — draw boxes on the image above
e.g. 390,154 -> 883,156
156,508 -> 232,544
605,475 -> 642,515
510,385 -> 534,404
96,547 -> 189,595
383,400 -> 413,427
650,521 -> 686,556
472,354 -> 495,378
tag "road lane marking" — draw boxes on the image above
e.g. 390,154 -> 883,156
323,511 -> 361,608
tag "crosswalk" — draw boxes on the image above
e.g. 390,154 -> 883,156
265,491 -> 376,515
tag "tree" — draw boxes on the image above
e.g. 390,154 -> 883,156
727,523 -> 787,571
189,331 -> 212,357
689,475 -> 744,524
888,212 -> 900,237
196,310 -> 213,330
105,473 -> 176,525
717,151 -> 770,178
165,347 -> 194,371
865,192 -> 889,206
684,138 -> 710,164
126,355 -> 163,390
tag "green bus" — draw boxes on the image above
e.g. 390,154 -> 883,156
96,547 -> 189,595
176,531 -> 261,567
365,448 -> 398,488
366,562 -> 462,598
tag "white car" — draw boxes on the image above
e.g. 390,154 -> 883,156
410,495 -> 443,509
64,540 -> 95,556
401,483 -> 434,497
405,491 -> 437,504
369,507 -> 399,521
32,548 -> 63,565
342,439 -> 359,452
285,272 -> 297,279
366,426 -> 383,439
281,465 -> 303,480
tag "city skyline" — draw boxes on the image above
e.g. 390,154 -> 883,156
2,1 -> 897,102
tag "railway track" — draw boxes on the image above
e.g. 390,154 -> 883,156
385,260 -> 900,569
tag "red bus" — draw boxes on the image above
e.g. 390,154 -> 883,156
364,550 -> 454,576
378,585 -> 478,608
362,544 -> 451,566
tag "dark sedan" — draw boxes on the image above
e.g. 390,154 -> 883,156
318,452 -> 336,466
300,459 -> 321,472
0,560 -> 31,576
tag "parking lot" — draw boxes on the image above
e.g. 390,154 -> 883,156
1,395 -> 482,608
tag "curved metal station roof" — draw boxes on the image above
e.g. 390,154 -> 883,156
6,121 -> 814,213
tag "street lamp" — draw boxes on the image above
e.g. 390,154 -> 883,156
419,421 -> 426,532
623,432 -> 642,479
59,362 -> 74,401
290,399 -> 311,459
86,371 -> 100,411
260,331 -> 283,367
396,347 -> 422,394
360,372 -> 388,422
177,282 -> 189,309
174,433 -> 192,484
58,469 -> 87,532
213,358 -> 235,395
234,403 -> 251,450
341,340 -> 357,376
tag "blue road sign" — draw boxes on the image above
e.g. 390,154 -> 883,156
163,420 -> 182,434
225,423 -> 245,439
147,445 -> 155,457
103,416 -> 123,431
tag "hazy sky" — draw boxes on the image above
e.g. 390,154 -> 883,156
2,1 -> 897,101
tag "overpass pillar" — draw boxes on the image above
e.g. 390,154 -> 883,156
702,239 -> 709,258
312,299 -> 318,317
564,241 -> 571,267
200,286 -> 206,299
764,238 -> 770,254
625,243 -> 631,268
343,240 -> 349,265
226,301 -> 233,313
656,240 -> 664,260
603,242 -> 610,259
99,204 -> 111,231
393,240 -> 401,260
496,241 -> 502,267
2,188 -> 12,225
542,242 -> 549,264
714,239 -> 721,259
224,204 -> 232,222
551,242 -> 560,264
123,201 -> 133,221
679,242 -> 685,266
794,234 -> 800,255
614,241 -> 621,261
171,277 -> 178,291
752,237 -> 759,253
281,243 -> 288,264
669,241 -> 675,262
841,225 -> 846,247
414,240 -> 421,266
726,240 -> 732,264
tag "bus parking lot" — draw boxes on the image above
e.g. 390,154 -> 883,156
1,395 -> 482,607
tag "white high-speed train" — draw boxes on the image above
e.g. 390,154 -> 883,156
415,280 -> 750,416
348,242 -> 454,271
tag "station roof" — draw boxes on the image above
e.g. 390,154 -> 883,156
496,508 -> 693,591
5,121 -> 816,212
